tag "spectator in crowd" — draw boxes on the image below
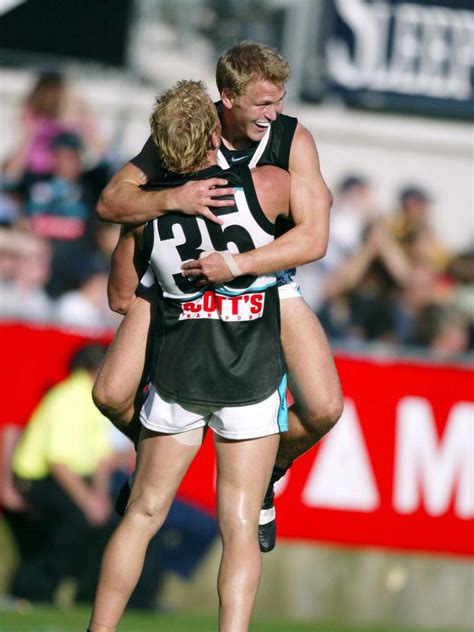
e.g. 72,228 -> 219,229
54,257 -> 121,332
447,249 -> 474,333
3,71 -> 104,187
0,229 -> 54,323
1,71 -> 111,299
0,229 -> 18,282
21,132 -> 110,297
392,186 -> 449,272
314,208 -> 473,358
6,344 -> 120,603
325,174 -> 375,268
3,72 -> 70,187
0,190 -> 22,227
412,304 -> 471,359
317,221 -> 404,345
297,174 -> 375,311
317,220 -> 452,345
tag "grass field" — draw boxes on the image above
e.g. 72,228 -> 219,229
0,605 -> 461,632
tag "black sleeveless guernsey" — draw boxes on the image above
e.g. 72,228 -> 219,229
141,163 -> 286,407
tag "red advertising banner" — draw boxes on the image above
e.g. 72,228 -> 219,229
1,323 -> 473,557
179,356 -> 474,557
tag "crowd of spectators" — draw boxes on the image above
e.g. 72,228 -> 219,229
1,72 -> 121,332
297,177 -> 473,360
1,72 -> 472,359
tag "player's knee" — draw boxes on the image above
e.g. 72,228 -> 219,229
92,376 -> 133,418
125,496 -> 168,534
218,511 -> 258,542
303,394 -> 344,437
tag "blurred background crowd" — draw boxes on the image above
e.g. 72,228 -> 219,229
0,71 -> 121,331
297,175 -> 473,359
0,0 -> 472,359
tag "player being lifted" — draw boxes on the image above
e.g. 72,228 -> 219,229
89,79 -> 291,632
93,42 -> 343,553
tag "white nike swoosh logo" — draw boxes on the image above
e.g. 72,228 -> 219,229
230,156 -> 248,163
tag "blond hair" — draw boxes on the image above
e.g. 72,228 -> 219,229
216,41 -> 290,98
150,80 -> 219,173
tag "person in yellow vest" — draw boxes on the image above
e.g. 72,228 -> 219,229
10,344 -> 120,603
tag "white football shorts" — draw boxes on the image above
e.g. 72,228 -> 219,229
278,280 -> 301,300
140,375 -> 288,440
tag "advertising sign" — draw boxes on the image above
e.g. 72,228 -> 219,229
1,324 -> 473,556
304,0 -> 474,118
180,355 -> 474,557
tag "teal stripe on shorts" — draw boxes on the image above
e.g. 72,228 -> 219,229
277,374 -> 288,432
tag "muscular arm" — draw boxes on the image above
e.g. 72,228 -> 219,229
182,123 -> 332,282
107,224 -> 145,314
96,162 -> 234,225
237,124 -> 331,274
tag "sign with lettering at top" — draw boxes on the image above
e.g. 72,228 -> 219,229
304,0 -> 474,118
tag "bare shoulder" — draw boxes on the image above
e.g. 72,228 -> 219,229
289,122 -> 321,175
292,122 -> 317,148
251,166 -> 290,221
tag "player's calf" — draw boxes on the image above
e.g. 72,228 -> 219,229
259,396 -> 343,553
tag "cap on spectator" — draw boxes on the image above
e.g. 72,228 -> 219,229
399,186 -> 431,205
52,131 -> 84,151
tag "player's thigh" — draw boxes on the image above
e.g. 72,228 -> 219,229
214,433 -> 279,529
280,297 -> 343,420
129,427 -> 203,520
93,295 -> 153,409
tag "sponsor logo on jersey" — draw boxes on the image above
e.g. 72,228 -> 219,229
179,290 -> 265,321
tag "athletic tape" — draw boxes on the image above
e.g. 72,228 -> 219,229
259,506 -> 276,525
170,427 -> 204,446
199,250 -> 242,279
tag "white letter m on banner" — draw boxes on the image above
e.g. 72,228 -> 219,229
394,397 -> 474,519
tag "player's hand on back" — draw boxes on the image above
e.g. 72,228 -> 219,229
170,178 -> 235,224
181,251 -> 237,286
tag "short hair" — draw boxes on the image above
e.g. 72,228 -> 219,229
216,41 -> 290,98
25,71 -> 66,117
70,343 -> 107,372
399,186 -> 431,205
150,80 -> 219,173
338,174 -> 368,193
